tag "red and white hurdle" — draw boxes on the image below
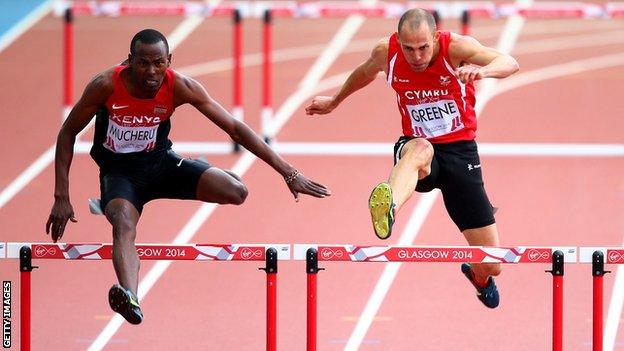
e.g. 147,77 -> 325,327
5,242 -> 289,351
4,243 -> 624,350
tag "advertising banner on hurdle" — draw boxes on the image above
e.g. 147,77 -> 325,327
579,247 -> 624,264
0,242 -> 5,258
6,243 -> 290,261
293,244 -> 577,263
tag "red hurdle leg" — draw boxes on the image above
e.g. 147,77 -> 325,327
262,248 -> 278,351
262,9 -> 273,143
19,246 -> 37,351
461,9 -> 470,35
547,250 -> 564,351
306,248 -> 323,351
63,7 -> 73,119
592,251 -> 609,351
232,8 -> 243,152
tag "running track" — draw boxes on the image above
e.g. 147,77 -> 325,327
0,1 -> 623,350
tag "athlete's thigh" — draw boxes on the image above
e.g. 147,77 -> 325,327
393,136 -> 439,192
439,141 -> 495,231
100,171 -> 147,214
195,167 -> 247,203
147,151 -> 212,201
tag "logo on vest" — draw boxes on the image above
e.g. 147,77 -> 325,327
154,106 -> 168,115
394,76 -> 410,83
439,75 -> 451,86
404,89 -> 449,100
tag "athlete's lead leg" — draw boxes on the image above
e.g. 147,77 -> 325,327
388,138 -> 433,212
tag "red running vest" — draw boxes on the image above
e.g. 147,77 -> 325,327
100,65 -> 175,154
386,31 -> 477,143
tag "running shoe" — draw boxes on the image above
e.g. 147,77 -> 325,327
368,182 -> 396,240
108,284 -> 144,325
461,263 -> 500,309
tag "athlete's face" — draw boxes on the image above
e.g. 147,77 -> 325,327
398,23 -> 438,72
128,41 -> 171,93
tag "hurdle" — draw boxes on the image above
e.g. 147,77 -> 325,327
5,242 -> 289,351
579,247 -> 624,351
294,244 -> 577,351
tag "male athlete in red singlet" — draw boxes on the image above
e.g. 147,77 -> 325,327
305,9 -> 519,308
46,29 -> 330,324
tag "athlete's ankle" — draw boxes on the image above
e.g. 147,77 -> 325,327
471,270 -> 490,289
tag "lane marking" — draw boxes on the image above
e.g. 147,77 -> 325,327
115,141 -> 623,157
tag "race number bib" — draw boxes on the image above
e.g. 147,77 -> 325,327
103,122 -> 160,153
406,99 -> 464,138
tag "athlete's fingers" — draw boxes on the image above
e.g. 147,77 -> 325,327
291,189 -> 300,202
303,182 -> 330,197
46,216 -> 53,234
310,180 -> 330,193
310,183 -> 331,196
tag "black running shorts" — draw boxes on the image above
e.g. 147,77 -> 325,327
99,150 -> 212,214
393,136 -> 495,231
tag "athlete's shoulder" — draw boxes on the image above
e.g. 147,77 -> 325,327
448,33 -> 481,53
373,37 -> 390,55
82,67 -> 116,103
172,70 -> 207,106
172,69 -> 200,93
370,37 -> 390,68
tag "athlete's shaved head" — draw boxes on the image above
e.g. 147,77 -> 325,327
398,8 -> 437,36
130,29 -> 169,55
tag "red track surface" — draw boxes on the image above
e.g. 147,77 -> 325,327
1,7 -> 623,351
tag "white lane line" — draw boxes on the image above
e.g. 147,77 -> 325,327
264,15 -> 366,139
0,0 -> 53,53
269,142 -> 624,157
168,14 -> 208,52
342,1 -> 531,349
86,9 -> 368,350
495,52 -> 624,98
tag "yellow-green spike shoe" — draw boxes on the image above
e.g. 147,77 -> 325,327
368,182 -> 396,240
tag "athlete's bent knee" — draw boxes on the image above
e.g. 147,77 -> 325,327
227,181 -> 248,205
105,204 -> 138,242
405,139 -> 433,170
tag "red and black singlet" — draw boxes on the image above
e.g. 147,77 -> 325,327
386,31 -> 477,143
90,65 -> 175,167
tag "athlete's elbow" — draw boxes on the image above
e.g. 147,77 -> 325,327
506,57 -> 520,76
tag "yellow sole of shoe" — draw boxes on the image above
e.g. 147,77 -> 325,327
368,183 -> 393,239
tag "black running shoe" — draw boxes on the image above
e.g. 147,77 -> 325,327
461,263 -> 500,309
108,284 -> 144,325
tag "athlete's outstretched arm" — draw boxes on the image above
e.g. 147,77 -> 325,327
305,39 -> 388,115
175,73 -> 330,201
46,72 -> 113,242
449,33 -> 519,83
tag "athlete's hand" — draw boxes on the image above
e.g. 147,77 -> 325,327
46,197 -> 77,243
285,172 -> 331,202
305,96 -> 336,116
454,65 -> 485,84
